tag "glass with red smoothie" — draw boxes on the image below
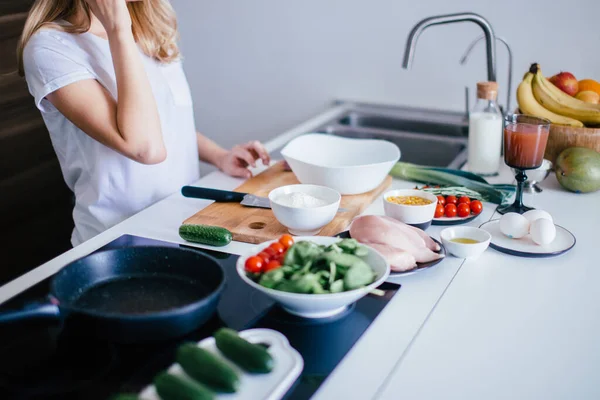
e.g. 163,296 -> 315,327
497,114 -> 551,215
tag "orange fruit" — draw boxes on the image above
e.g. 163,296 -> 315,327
575,90 -> 600,104
578,79 -> 600,96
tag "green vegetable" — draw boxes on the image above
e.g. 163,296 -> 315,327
154,372 -> 215,400
176,343 -> 240,393
390,162 -> 515,204
214,328 -> 274,374
330,280 -> 344,293
344,262 -> 375,290
259,269 -> 285,288
256,239 -> 377,294
284,241 -> 324,266
179,224 -> 232,247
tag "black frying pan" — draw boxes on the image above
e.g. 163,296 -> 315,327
0,246 -> 225,343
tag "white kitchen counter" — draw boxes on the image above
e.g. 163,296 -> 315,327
1,105 -> 596,399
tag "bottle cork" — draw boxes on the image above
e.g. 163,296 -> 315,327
476,81 -> 499,100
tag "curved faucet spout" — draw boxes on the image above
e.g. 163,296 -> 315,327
402,12 -> 497,82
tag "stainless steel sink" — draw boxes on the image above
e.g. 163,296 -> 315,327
309,102 -> 469,169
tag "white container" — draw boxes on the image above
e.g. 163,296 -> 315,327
383,189 -> 438,230
237,236 -> 390,318
440,226 -> 491,259
269,184 -> 341,235
280,133 -> 400,195
468,82 -> 503,176
139,329 -> 303,400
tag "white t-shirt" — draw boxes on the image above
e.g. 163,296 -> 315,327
23,27 -> 200,247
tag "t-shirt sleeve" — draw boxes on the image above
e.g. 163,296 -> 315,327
23,31 -> 96,113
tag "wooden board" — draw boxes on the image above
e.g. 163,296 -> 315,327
184,162 -> 392,244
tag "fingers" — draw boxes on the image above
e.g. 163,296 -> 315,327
245,140 -> 270,166
231,145 -> 256,168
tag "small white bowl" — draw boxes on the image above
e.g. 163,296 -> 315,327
237,236 -> 390,318
383,189 -> 438,230
280,133 -> 400,195
440,227 -> 491,259
269,184 -> 341,236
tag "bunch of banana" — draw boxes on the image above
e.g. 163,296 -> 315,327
516,63 -> 600,127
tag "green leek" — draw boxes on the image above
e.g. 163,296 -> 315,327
389,162 -> 514,205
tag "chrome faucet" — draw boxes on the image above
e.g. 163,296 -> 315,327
460,35 -> 513,115
402,12 -> 497,82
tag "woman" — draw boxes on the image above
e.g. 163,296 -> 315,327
18,0 -> 270,246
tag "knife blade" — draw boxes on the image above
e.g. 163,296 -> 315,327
181,186 -> 348,212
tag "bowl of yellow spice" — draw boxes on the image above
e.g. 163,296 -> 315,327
383,189 -> 438,230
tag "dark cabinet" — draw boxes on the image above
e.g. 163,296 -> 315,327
0,2 -> 74,285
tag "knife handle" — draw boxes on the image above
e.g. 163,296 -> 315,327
181,186 -> 246,202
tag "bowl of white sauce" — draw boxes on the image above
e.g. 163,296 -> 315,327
268,184 -> 341,235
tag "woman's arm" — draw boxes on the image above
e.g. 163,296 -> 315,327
46,0 -> 165,164
197,133 -> 270,178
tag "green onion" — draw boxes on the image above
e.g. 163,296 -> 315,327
389,162 -> 514,205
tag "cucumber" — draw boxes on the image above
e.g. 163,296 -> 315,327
179,224 -> 232,247
154,372 -> 214,400
214,328 -> 274,374
176,343 -> 240,393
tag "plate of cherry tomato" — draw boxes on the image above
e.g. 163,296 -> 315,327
432,195 -> 483,225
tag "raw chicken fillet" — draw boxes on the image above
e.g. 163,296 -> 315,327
350,215 -> 443,272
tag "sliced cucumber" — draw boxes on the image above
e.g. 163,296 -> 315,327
214,328 -> 274,374
177,343 -> 240,393
179,224 -> 232,247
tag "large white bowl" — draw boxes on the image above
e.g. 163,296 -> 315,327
280,133 -> 400,195
236,236 -> 390,318
269,184 -> 341,236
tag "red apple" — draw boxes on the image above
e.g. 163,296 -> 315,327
549,72 -> 579,96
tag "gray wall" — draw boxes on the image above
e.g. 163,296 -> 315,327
172,0 -> 600,157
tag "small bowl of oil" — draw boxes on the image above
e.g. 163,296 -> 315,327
440,226 -> 491,259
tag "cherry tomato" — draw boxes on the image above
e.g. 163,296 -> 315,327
434,203 -> 445,218
263,247 -> 277,257
244,256 -> 263,273
279,234 -> 294,249
470,200 -> 483,215
444,204 -> 458,218
257,251 -> 271,264
445,195 -> 457,205
264,260 -> 282,272
269,242 -> 285,254
457,203 -> 470,218
436,195 -> 446,206
458,196 -> 471,205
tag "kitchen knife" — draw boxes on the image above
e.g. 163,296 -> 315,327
181,186 -> 348,212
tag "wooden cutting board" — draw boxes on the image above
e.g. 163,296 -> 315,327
183,162 -> 392,244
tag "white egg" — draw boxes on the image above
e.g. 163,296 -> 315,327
530,218 -> 556,245
523,209 -> 553,224
499,212 -> 530,239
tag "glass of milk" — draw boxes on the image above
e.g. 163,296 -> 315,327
467,81 -> 503,176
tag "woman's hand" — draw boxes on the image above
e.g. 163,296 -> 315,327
217,141 -> 271,178
85,0 -> 132,37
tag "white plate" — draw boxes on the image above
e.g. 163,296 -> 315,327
479,220 -> 576,258
139,329 -> 304,400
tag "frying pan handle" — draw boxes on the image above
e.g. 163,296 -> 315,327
181,186 -> 246,202
0,302 -> 60,324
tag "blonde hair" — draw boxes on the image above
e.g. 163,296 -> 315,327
17,0 -> 180,76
